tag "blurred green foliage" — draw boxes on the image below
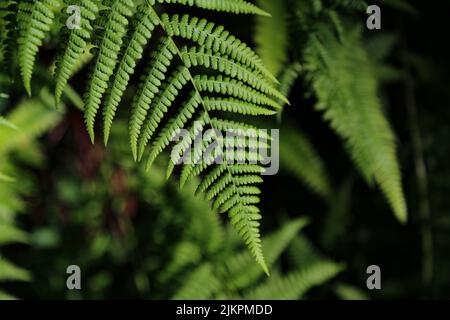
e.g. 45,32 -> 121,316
0,0 -> 449,300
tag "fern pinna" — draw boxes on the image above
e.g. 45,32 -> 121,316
8,0 -> 284,272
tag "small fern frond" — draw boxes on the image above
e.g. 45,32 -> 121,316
17,0 -> 61,95
83,0 -> 134,142
54,0 -> 99,107
161,14 -> 277,82
102,4 -> 158,144
129,37 -> 178,160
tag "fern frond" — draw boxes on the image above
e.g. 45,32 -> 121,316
129,37 -> 178,159
194,75 -> 282,109
161,14 -> 277,83
179,46 -> 286,103
128,12 -> 283,271
84,0 -> 134,142
304,25 -> 407,222
54,0 -> 99,107
102,4 -> 158,144
17,0 -> 61,95
12,1 -> 285,272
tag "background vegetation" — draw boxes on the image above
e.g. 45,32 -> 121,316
1,0 -> 449,299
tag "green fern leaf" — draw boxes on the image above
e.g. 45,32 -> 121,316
304,25 -> 407,222
102,4 -> 158,144
84,0 -> 134,142
54,0 -> 99,107
17,0 -> 61,95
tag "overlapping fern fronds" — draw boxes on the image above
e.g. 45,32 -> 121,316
5,0 -> 284,272
172,217 -> 343,299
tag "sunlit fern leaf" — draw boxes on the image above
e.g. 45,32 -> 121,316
255,0 -> 288,76
102,4 -> 158,144
280,128 -> 331,198
84,0 -> 134,142
245,261 -> 344,300
17,0 -> 61,95
54,0 -> 99,107
304,24 -> 407,223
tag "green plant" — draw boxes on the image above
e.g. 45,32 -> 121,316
172,218 -> 343,299
255,0 -> 407,222
2,0 -> 288,272
0,92 -> 61,299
